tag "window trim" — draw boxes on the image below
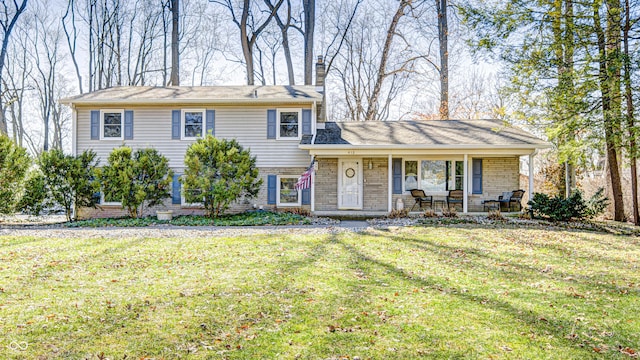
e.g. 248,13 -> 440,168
100,109 -> 125,140
181,109 -> 206,140
276,108 -> 302,140
277,175 -> 301,206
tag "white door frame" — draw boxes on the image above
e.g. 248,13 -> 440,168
338,158 -> 363,210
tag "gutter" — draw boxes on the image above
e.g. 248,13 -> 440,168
59,98 -> 322,106
299,143 -> 553,150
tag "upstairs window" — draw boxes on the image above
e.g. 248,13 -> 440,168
277,109 -> 301,139
182,109 -> 205,139
101,109 -> 124,140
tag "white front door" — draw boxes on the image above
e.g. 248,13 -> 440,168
339,159 -> 362,209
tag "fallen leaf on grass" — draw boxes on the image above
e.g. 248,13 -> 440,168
619,347 -> 638,357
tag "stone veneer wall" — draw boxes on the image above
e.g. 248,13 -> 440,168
77,167 -> 309,219
314,158 -> 338,211
363,158 -> 389,211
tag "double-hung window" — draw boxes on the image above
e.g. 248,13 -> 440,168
182,109 -> 205,139
100,109 -> 124,140
277,109 -> 301,139
277,176 -> 300,206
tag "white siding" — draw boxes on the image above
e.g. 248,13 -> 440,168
76,105 -> 311,168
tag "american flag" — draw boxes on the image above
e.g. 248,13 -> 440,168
294,159 -> 315,190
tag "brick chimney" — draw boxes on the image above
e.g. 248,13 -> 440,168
316,56 -> 326,122
315,55 -> 325,87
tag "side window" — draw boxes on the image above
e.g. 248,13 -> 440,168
182,109 -> 205,139
100,109 -> 124,140
277,109 -> 301,139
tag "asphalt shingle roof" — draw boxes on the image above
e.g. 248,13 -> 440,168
60,85 -> 323,105
312,120 -> 549,148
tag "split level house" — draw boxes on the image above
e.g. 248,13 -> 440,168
60,58 -> 551,219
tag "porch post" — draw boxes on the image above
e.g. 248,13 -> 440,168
529,152 -> 535,198
463,154 -> 468,213
311,165 -> 315,213
388,154 -> 393,212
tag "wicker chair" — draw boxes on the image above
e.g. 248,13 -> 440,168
410,189 -> 433,211
499,189 -> 525,211
446,189 -> 464,210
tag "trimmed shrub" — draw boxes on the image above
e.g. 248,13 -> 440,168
98,147 -> 173,218
528,188 -> 608,222
39,149 -> 100,221
0,135 -> 30,214
18,170 -> 49,216
183,135 -> 262,218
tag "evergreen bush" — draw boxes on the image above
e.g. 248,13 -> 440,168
0,135 -> 30,214
183,135 -> 262,218
39,149 -> 99,221
98,147 -> 173,218
528,189 -> 608,221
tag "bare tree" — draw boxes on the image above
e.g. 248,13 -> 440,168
30,10 -> 68,151
364,0 -> 413,121
436,0 -> 448,119
168,0 -> 179,85
302,0 -> 314,84
211,0 -> 283,85
266,0 -> 295,84
0,0 -> 28,135
62,0 -> 83,94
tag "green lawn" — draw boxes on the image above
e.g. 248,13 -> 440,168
1,224 -> 638,359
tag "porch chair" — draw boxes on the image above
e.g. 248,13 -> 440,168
410,189 -> 433,211
499,189 -> 526,212
446,189 -> 464,211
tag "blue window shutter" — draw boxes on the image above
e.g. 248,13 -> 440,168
392,158 -> 402,194
302,109 -> 312,135
172,174 -> 181,204
267,175 -> 277,204
124,110 -> 134,139
301,188 -> 311,205
472,158 -> 483,194
206,109 -> 215,136
172,110 -> 181,139
267,109 -> 276,139
91,110 -> 100,140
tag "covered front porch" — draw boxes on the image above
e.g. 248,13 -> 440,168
300,119 -> 551,214
308,152 -> 538,214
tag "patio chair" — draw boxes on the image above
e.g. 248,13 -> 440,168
499,189 -> 525,212
410,189 -> 433,211
446,189 -> 464,211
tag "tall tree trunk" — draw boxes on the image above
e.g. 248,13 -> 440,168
0,0 -> 28,135
436,0 -> 448,119
62,0 -> 83,94
365,0 -> 411,121
169,0 -> 179,86
594,0 -> 625,221
623,0 -> 638,225
268,0 -> 295,85
240,0 -> 254,85
303,0 -> 314,85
